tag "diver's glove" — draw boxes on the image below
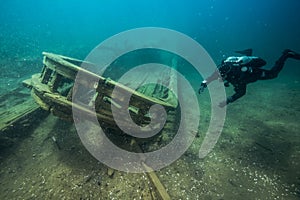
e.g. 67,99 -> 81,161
218,96 -> 234,108
198,80 -> 207,94
218,100 -> 227,108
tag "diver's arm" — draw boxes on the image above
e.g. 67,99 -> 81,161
205,70 -> 220,84
199,70 -> 220,94
227,84 -> 247,104
219,84 -> 247,107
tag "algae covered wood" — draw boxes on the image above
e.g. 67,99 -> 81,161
0,99 -> 41,132
23,52 -> 179,132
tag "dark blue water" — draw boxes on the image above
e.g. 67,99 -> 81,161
1,0 -> 300,62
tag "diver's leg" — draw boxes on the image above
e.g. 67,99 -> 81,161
267,49 -> 300,79
284,49 -> 300,60
258,49 -> 300,80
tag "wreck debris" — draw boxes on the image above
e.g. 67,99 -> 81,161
51,136 -> 61,150
22,52 -> 179,132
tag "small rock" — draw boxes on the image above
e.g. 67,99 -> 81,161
107,168 -> 114,178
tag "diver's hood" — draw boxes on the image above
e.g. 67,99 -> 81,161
218,63 -> 231,77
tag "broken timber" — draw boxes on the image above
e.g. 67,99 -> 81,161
0,99 -> 43,132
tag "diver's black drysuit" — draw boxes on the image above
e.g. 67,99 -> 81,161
199,49 -> 300,107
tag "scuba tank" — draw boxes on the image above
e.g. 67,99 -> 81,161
221,55 -> 267,74
223,56 -> 266,67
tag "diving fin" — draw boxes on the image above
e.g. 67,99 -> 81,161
283,49 -> 300,60
235,48 -> 253,56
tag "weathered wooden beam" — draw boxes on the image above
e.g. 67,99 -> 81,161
0,99 -> 46,132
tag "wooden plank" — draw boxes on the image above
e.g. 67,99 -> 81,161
142,163 -> 171,200
0,99 -> 40,132
131,140 -> 171,200
42,52 -> 94,67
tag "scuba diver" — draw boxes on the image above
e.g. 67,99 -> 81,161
198,49 -> 300,107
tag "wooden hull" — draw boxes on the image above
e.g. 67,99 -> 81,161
23,52 -> 179,134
